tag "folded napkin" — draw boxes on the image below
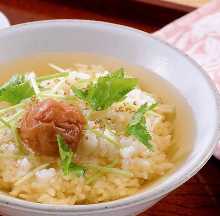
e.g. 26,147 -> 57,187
155,0 -> 220,159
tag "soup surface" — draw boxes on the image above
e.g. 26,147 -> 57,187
0,53 -> 194,204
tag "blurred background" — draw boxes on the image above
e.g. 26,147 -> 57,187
0,0 -> 211,33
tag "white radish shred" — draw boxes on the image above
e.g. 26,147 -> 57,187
95,70 -> 110,78
68,71 -> 90,80
28,72 -> 40,95
48,63 -> 67,72
51,79 -> 66,94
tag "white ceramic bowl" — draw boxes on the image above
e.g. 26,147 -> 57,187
0,20 -> 219,216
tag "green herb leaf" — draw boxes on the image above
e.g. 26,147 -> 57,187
0,74 -> 35,104
56,134 -> 85,177
72,68 -> 138,111
127,103 -> 157,150
128,103 -> 148,127
147,102 -> 158,111
127,123 -> 152,149
69,163 -> 85,177
71,86 -> 88,101
108,68 -> 124,79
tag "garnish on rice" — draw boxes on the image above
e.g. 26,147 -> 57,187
127,103 -> 158,150
18,99 -> 85,156
72,68 -> 138,111
0,62 -> 177,205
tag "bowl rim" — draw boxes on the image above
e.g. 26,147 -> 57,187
0,19 -> 219,212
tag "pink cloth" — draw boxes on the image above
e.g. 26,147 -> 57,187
154,0 -> 220,159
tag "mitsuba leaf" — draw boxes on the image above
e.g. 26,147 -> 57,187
0,74 -> 35,104
72,68 -> 137,111
127,103 -> 157,150
57,134 -> 85,177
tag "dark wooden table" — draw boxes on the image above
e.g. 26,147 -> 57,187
0,1 -> 220,215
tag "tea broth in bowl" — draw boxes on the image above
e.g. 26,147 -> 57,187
0,52 -> 195,204
0,20 -> 218,216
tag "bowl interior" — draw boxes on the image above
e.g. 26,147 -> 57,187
0,20 -> 218,211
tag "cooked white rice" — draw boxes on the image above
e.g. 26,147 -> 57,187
0,64 -> 175,204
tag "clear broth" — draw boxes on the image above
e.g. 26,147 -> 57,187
0,52 -> 195,187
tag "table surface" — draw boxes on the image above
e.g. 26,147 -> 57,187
0,1 -> 220,216
135,0 -> 210,12
161,0 -> 209,7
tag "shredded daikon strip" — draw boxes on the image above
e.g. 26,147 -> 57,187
50,78 -> 66,94
0,103 -> 25,115
28,72 -> 40,95
48,63 -> 67,73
